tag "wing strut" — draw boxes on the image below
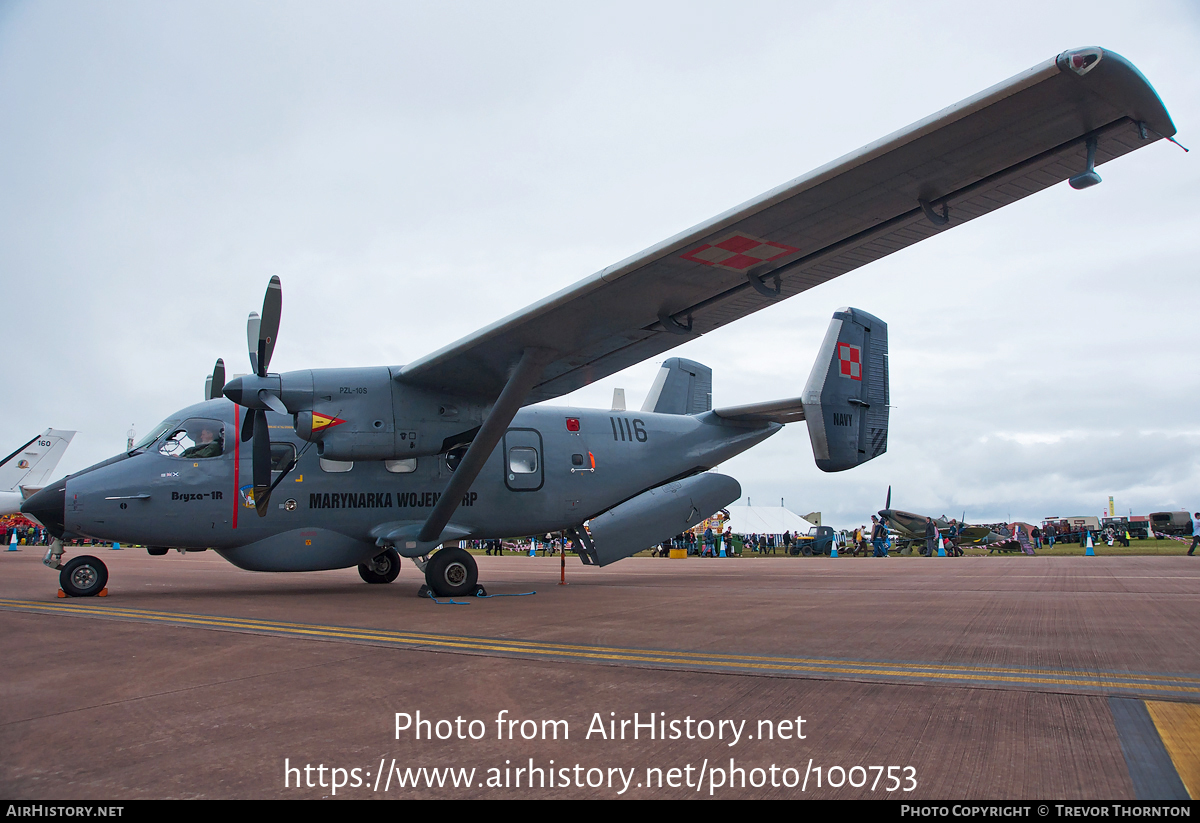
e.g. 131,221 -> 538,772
417,347 -> 555,544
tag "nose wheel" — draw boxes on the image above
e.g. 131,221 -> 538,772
59,555 -> 109,597
424,547 -> 478,597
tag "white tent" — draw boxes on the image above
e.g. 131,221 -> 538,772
723,505 -> 816,537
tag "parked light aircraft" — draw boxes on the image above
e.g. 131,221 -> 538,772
0,430 -> 76,517
877,487 -> 1001,550
24,48 -> 1176,597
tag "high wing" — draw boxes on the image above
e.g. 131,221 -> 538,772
397,48 -> 1175,405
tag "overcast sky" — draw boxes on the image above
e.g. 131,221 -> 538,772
1,1 -> 1197,528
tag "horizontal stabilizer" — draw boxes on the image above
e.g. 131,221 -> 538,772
0,429 -> 76,493
580,473 -> 740,566
712,397 -> 805,424
803,308 -> 888,472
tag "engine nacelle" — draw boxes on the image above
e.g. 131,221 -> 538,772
291,366 -> 488,462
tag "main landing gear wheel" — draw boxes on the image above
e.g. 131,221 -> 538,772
424,547 -> 478,598
60,555 -> 108,597
358,547 -> 401,584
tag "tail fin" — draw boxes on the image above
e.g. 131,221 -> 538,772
0,429 -> 77,494
802,308 -> 888,472
641,357 -> 712,415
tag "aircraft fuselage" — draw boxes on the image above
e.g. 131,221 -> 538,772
40,399 -> 778,572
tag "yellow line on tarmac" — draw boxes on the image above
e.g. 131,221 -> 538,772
1146,701 -> 1200,798
3,597 -> 1199,696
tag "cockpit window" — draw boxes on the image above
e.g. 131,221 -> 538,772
160,418 -> 226,459
132,419 -> 180,453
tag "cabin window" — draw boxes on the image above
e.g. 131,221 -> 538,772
319,457 -> 353,473
271,443 -> 296,473
385,458 -> 417,473
159,418 -> 225,459
508,447 -> 538,474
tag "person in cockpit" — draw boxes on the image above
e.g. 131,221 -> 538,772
181,425 -> 223,459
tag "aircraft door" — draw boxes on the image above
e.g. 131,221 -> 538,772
503,428 -> 543,492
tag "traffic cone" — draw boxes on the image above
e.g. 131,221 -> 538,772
111,542 -> 121,550
830,538 -> 838,558
1085,531 -> 1095,556
937,536 -> 947,557
7,532 -> 16,552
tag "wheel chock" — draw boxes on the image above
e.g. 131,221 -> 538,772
57,587 -> 109,598
416,584 -> 430,599
472,585 -> 488,597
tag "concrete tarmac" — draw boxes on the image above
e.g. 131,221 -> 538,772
2,549 -> 1198,799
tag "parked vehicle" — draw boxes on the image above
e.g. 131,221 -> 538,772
1100,517 -> 1150,539
1042,516 -> 1099,543
1149,511 -> 1193,537
792,526 -> 836,556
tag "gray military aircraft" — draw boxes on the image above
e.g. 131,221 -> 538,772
23,47 -> 1176,598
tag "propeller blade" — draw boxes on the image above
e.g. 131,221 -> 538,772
240,407 -> 256,442
211,358 -> 225,399
246,312 -> 261,375
204,375 -> 213,402
885,485 -> 891,511
257,276 -> 282,377
252,409 -> 272,517
258,389 -> 288,415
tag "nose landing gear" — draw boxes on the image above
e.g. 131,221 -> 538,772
59,555 -> 109,597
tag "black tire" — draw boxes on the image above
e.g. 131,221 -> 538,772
60,555 -> 108,597
425,547 -> 478,597
358,548 -> 401,584
147,547 -> 168,556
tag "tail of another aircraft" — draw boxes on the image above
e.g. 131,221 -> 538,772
0,429 -> 77,496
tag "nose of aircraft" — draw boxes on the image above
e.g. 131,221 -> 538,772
21,478 -> 66,537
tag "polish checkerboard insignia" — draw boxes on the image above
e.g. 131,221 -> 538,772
838,343 -> 862,380
681,232 -> 799,272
